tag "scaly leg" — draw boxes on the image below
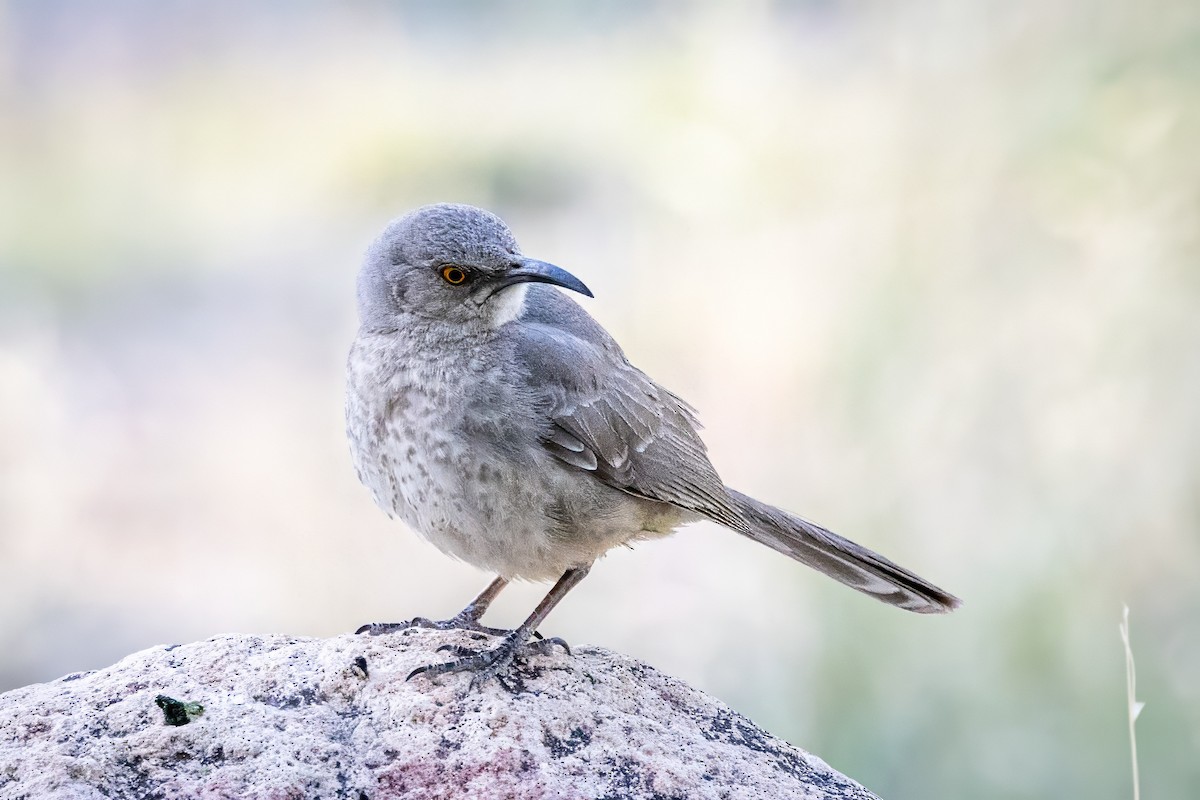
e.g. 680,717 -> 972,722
408,565 -> 591,690
356,576 -> 511,637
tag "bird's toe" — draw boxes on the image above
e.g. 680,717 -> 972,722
525,636 -> 571,656
356,615 -> 510,638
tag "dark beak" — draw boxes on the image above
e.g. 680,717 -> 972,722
489,258 -> 594,298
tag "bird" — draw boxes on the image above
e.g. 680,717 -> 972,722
346,203 -> 960,688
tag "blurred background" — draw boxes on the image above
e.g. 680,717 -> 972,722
1,1 -> 1197,797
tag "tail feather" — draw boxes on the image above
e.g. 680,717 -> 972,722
725,488 -> 961,614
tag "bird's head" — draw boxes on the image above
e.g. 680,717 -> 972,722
356,203 -> 592,333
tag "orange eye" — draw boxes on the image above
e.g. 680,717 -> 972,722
441,266 -> 468,285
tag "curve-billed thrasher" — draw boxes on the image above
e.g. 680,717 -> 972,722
347,203 -> 959,687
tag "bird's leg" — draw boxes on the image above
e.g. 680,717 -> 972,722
408,565 -> 591,690
356,576 -> 511,637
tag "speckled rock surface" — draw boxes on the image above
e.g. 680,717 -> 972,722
0,630 -> 879,799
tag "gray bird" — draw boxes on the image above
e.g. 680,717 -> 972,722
347,203 -> 960,687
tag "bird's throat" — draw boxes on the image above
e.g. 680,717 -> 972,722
487,283 -> 529,328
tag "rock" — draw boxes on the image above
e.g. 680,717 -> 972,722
0,630 -> 879,799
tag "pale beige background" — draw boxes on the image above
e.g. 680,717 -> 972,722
1,3 -> 1197,797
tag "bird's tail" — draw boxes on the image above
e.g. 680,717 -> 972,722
725,488 -> 961,614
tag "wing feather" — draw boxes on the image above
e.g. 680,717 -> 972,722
508,297 -> 743,528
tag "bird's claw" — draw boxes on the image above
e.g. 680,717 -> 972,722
355,615 -> 510,638
406,631 -> 571,689
435,644 -> 481,657
408,648 -> 504,689
525,636 -> 570,656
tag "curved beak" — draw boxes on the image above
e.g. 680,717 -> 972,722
490,258 -> 593,298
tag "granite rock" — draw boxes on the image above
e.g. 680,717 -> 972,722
0,629 -> 878,799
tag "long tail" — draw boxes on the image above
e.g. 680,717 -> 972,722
725,488 -> 961,614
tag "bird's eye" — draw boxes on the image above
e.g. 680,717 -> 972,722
440,266 -> 469,285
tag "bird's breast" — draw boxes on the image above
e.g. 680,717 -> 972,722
346,334 -> 561,575
345,332 -> 687,580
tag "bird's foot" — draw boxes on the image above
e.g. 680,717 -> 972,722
407,629 -> 571,691
355,613 -> 510,639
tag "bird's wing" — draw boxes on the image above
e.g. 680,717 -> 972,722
508,290 -> 961,616
510,291 -> 744,529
